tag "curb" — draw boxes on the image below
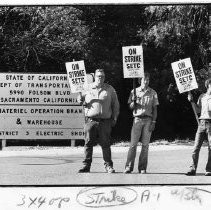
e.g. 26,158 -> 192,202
0,145 -> 193,157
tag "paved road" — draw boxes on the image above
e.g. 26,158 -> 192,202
0,146 -> 211,185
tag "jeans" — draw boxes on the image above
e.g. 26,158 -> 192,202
83,118 -> 113,167
125,117 -> 152,171
190,119 -> 211,172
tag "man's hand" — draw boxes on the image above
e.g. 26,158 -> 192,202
111,118 -> 117,127
149,121 -> 156,132
129,102 -> 136,110
77,93 -> 84,105
188,92 -> 194,102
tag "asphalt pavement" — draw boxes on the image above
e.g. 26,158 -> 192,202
0,145 -> 211,185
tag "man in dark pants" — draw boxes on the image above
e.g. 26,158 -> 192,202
78,69 -> 120,173
186,78 -> 211,176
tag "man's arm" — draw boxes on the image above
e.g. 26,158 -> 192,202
149,91 -> 159,132
148,105 -> 158,132
111,88 -> 120,125
187,92 -> 201,114
77,92 -> 86,105
128,91 -> 136,110
152,105 -> 157,123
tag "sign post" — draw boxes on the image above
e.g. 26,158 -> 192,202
171,58 -> 199,124
122,45 -> 144,112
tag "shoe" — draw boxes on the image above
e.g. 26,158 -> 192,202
205,171 -> 211,176
124,167 -> 132,174
139,170 -> 147,174
78,166 -> 90,173
105,166 -> 115,173
185,169 -> 196,176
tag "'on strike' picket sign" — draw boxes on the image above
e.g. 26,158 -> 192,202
65,60 -> 88,93
171,58 -> 198,93
0,73 -> 85,139
122,45 -> 144,78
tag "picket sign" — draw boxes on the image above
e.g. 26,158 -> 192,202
122,45 -> 145,113
122,45 -> 144,79
171,58 -> 199,124
65,60 -> 88,93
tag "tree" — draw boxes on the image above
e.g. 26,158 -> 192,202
0,6 -> 90,72
139,5 -> 210,90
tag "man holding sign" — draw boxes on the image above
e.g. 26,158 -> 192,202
171,58 -> 211,176
124,72 -> 159,174
77,69 -> 120,173
171,58 -> 199,124
186,79 -> 211,176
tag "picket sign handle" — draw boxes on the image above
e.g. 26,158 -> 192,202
189,91 -> 199,125
133,78 -> 137,114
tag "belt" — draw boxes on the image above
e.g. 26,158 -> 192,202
86,117 -> 110,122
136,115 -> 152,119
200,119 -> 211,122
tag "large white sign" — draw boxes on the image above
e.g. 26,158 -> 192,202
122,45 -> 144,78
171,58 -> 198,93
66,60 -> 88,93
0,73 -> 78,105
0,73 -> 85,139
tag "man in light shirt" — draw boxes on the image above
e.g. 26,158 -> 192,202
124,72 -> 159,174
78,69 -> 120,173
186,78 -> 211,176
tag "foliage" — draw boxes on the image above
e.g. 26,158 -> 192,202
138,5 -> 210,91
77,5 -> 146,75
0,6 -> 89,72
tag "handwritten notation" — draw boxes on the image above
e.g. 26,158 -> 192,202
17,194 -> 70,208
140,190 -> 161,203
171,187 -> 211,205
9,186 -> 211,209
76,187 -> 137,208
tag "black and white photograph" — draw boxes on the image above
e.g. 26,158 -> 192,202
0,0 -> 211,209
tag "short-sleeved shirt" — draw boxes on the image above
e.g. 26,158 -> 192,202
128,86 -> 159,117
197,93 -> 211,119
82,83 -> 120,119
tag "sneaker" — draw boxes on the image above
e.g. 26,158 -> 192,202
105,166 -> 115,173
139,170 -> 147,174
124,167 -> 132,174
78,166 -> 90,173
185,169 -> 196,176
205,171 -> 211,176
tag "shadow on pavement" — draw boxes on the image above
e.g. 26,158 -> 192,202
19,156 -> 81,166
